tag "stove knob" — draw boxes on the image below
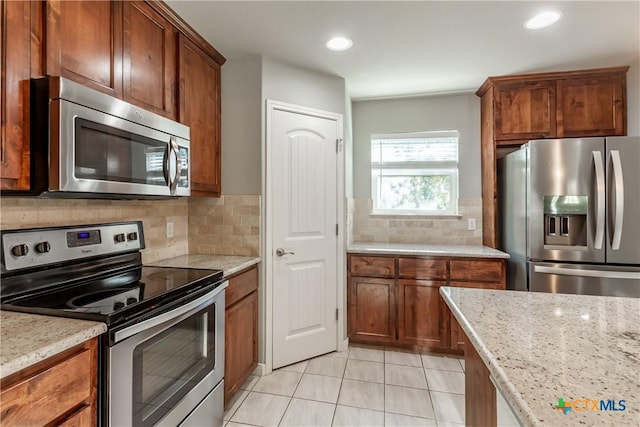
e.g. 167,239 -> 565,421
127,232 -> 138,241
114,233 -> 126,243
126,297 -> 138,305
35,241 -> 51,254
113,301 -> 125,311
10,244 -> 29,257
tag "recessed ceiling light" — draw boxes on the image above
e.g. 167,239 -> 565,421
524,10 -> 563,30
326,36 -> 353,52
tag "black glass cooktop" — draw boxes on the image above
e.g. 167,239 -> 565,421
1,265 -> 223,326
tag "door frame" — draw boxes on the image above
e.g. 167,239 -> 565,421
262,99 -> 346,374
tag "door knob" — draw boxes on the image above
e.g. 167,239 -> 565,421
275,248 -> 295,257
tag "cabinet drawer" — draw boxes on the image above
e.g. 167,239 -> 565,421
349,256 -> 395,277
226,266 -> 259,307
398,258 -> 447,279
450,281 -> 504,290
450,259 -> 504,283
0,347 -> 92,425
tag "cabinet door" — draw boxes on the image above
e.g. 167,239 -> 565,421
348,276 -> 396,344
178,34 -> 221,196
1,0 -> 31,190
494,80 -> 556,141
122,1 -> 176,119
397,279 -> 448,348
46,0 -> 122,97
556,74 -> 626,137
224,291 -> 258,406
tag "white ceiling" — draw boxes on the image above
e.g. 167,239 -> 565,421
166,1 -> 640,100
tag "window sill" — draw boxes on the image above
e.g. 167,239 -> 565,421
368,212 -> 463,219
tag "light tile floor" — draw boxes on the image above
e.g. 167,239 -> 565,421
224,345 -> 465,427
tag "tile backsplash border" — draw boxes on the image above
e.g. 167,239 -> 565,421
350,198 -> 483,245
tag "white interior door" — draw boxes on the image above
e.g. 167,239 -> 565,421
270,104 -> 340,369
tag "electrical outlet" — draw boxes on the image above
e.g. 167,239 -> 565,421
166,222 -> 174,238
468,218 -> 477,231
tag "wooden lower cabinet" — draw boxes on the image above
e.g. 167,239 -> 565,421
0,338 -> 98,426
397,279 -> 448,348
348,253 -> 505,353
348,277 -> 396,344
224,265 -> 259,406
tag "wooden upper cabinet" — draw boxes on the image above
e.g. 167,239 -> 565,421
1,1 -> 32,190
178,33 -> 222,196
123,1 -> 176,119
556,73 -> 626,137
494,80 -> 556,141
46,0 -> 123,97
477,66 -> 628,248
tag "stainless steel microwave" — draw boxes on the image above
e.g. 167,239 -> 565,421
28,76 -> 190,198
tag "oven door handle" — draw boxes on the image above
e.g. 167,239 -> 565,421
113,281 -> 227,343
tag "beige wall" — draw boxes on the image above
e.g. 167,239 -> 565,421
0,198 -> 189,264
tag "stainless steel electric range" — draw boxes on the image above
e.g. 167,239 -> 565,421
0,221 -> 227,427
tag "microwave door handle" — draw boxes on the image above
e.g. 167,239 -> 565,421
168,137 -> 180,193
162,143 -> 171,186
593,151 -> 605,250
611,150 -> 624,250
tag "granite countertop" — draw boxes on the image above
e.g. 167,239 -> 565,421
149,254 -> 260,277
348,242 -> 509,259
440,287 -> 640,426
0,311 -> 107,379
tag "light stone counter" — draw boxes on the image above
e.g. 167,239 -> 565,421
348,242 -> 509,258
149,254 -> 260,277
0,311 -> 106,379
440,287 -> 640,426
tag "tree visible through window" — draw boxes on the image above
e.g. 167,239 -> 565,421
371,131 -> 459,215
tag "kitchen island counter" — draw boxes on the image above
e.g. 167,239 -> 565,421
348,242 -> 509,258
440,287 -> 640,426
150,254 -> 260,277
0,311 -> 106,379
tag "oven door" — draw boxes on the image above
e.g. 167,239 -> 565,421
107,283 -> 226,427
54,99 -> 190,197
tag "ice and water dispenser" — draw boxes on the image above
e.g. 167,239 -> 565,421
543,195 -> 587,247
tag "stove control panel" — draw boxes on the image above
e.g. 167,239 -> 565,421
1,221 -> 145,273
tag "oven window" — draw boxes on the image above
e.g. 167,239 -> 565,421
132,306 -> 215,426
75,118 -> 169,186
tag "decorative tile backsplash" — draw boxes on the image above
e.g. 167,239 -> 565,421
0,194 -> 261,262
350,198 -> 483,245
188,195 -> 260,257
0,198 -> 189,264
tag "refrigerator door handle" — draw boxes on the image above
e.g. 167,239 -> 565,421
534,265 -> 640,280
593,151 -> 605,250
611,150 -> 624,250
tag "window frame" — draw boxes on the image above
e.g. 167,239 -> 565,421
370,131 -> 459,216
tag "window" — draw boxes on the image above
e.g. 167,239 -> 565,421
371,131 -> 459,215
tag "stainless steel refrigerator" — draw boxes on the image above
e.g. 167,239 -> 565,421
498,136 -> 640,297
